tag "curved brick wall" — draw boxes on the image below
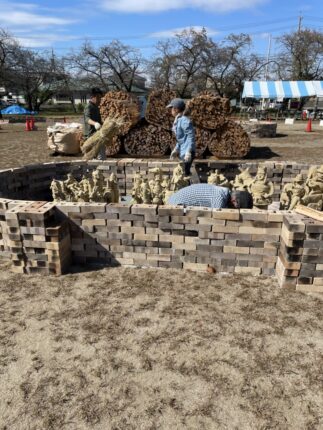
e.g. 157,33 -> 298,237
0,158 -> 317,202
0,159 -> 322,293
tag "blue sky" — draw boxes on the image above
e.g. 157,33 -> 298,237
0,0 -> 322,58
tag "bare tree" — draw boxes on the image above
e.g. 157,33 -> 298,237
5,47 -> 65,111
225,52 -> 265,98
202,34 -> 265,98
174,28 -> 212,97
69,40 -> 144,92
149,28 -> 211,97
149,30 -> 265,99
149,40 -> 177,90
0,29 -> 17,84
276,29 -> 323,80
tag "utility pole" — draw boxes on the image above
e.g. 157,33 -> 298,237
298,14 -> 303,32
265,34 -> 272,81
262,34 -> 272,110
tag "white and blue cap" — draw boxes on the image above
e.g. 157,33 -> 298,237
166,98 -> 186,110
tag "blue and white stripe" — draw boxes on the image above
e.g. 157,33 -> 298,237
242,81 -> 323,99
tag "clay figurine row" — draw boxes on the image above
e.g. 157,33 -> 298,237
51,169 -> 119,203
131,164 -> 190,205
208,166 -> 274,209
280,165 -> 323,210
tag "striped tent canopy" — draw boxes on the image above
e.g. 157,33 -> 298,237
242,81 -> 323,99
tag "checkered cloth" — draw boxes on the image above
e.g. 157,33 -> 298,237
168,184 -> 230,208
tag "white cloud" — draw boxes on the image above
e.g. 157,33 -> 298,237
100,0 -> 267,13
16,34 -> 80,48
150,26 -> 218,38
0,1 -> 77,28
1,12 -> 74,27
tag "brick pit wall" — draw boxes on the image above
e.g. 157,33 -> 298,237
0,159 -> 323,293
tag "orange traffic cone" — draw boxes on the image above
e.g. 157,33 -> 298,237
306,118 -> 312,132
25,116 -> 31,131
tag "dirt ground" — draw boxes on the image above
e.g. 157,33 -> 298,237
0,120 -> 323,169
1,120 -> 323,429
0,261 -> 322,430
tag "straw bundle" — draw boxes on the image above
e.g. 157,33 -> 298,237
81,117 -> 125,160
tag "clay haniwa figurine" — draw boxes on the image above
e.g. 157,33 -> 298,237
89,169 -> 106,202
161,176 -> 171,203
302,165 -> 323,210
141,178 -> 152,204
208,169 -> 230,188
248,166 -> 274,209
151,176 -> 164,205
171,163 -> 190,192
64,173 -> 79,201
149,167 -> 163,182
108,173 -> 119,203
77,175 -> 91,202
50,179 -> 65,202
231,167 -> 253,191
280,174 -> 306,210
131,173 -> 143,204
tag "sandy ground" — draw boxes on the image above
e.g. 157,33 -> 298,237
1,120 -> 323,429
0,261 -> 322,430
0,120 -> 323,169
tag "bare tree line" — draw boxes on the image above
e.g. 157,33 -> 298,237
1,27 -> 322,111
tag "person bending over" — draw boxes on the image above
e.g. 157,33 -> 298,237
168,98 -> 196,176
167,184 -> 253,209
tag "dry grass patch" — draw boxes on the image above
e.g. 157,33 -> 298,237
0,263 -> 322,429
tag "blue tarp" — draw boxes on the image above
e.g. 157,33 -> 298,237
0,105 -> 33,115
242,81 -> 323,99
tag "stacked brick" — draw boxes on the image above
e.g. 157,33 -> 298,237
298,217 -> 323,293
54,203 -> 283,276
276,213 -> 323,292
1,161 -> 323,293
55,202 -> 109,266
0,199 -> 71,275
276,213 -> 306,290
0,198 -> 12,260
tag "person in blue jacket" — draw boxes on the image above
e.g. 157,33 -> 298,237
167,98 -> 196,176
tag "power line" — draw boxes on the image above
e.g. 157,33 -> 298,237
15,16 -> 302,43
11,17 -> 323,52
22,26 -> 300,51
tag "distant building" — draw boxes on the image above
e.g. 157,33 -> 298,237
0,74 -> 149,108
52,74 -> 148,106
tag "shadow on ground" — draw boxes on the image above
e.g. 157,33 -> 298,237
246,146 -> 281,159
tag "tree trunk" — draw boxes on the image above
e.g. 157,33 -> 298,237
25,94 -> 33,111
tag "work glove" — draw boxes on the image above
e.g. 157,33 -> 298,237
170,148 -> 178,160
94,122 -> 101,131
184,151 -> 192,163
